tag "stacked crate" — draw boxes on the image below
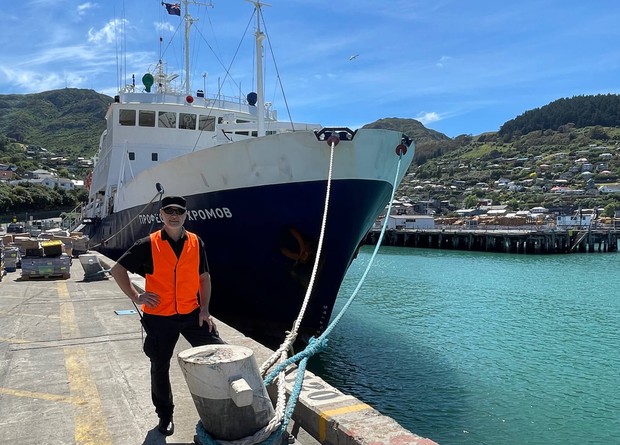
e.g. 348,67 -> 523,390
21,255 -> 71,279
1,231 -> 88,279
20,238 -> 71,280
51,233 -> 90,257
3,247 -> 20,273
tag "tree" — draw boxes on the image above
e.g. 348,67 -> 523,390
602,203 -> 617,217
463,194 -> 479,209
507,198 -> 520,211
57,168 -> 71,178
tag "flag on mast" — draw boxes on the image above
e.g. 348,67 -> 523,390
163,2 -> 181,16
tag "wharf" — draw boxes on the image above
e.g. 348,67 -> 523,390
0,252 -> 437,445
366,227 -> 619,254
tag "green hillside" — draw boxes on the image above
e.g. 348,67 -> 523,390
0,88 -> 110,156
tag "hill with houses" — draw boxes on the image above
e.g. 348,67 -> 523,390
0,89 -> 620,221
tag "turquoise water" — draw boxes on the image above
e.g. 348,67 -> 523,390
309,246 -> 620,445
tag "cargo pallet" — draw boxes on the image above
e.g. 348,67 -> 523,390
19,273 -> 70,281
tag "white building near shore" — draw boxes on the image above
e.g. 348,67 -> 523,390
379,214 -> 435,230
556,214 -> 593,228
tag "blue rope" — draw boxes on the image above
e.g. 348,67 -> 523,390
263,336 -> 327,386
263,337 -> 326,437
195,422 -> 284,445
263,154 -> 403,436
318,154 -> 402,340
195,423 -> 218,445
194,155 -> 403,445
279,349 -> 310,433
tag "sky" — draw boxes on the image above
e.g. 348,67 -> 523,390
1,0 -> 620,138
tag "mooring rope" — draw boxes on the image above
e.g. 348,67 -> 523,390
259,138 -> 337,374
87,191 -> 164,250
315,153 -> 403,340
261,153 -> 404,436
195,150 -> 405,445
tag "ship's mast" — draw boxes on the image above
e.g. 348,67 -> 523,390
247,0 -> 270,137
183,0 -> 191,95
181,0 -> 213,95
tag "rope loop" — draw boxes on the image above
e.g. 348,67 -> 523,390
263,336 -> 328,386
195,422 -> 283,445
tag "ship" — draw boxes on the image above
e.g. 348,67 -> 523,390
78,0 -> 415,347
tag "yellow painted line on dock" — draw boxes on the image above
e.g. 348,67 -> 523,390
318,403 -> 372,442
58,282 -> 112,445
0,337 -> 31,344
0,387 -> 84,405
0,310 -> 60,319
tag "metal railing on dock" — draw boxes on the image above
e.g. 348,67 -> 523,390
365,226 -> 619,254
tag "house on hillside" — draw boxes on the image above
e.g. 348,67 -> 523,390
596,163 -> 608,172
495,178 -> 511,188
599,185 -> 620,194
456,208 -> 478,218
10,167 -> 75,190
392,201 -> 414,215
0,164 -> 16,180
55,178 -> 75,191
22,169 -> 55,180
530,206 -> 549,214
581,163 -> 593,172
414,199 -> 440,215
484,205 -> 509,217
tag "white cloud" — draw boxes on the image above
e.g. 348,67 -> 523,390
156,21 -> 175,33
88,19 -> 127,45
78,2 -> 97,16
436,56 -> 452,68
416,112 -> 441,125
0,66 -> 85,92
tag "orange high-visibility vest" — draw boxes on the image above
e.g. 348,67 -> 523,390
144,230 -> 201,315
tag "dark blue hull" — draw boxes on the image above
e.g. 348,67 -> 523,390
83,178 -> 391,347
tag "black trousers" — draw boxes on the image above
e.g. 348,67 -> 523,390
141,309 -> 224,419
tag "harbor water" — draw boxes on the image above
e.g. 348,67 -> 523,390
309,246 -> 620,445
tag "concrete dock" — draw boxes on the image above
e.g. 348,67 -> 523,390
0,252 -> 437,445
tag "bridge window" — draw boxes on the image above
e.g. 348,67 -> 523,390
139,110 -> 156,127
199,115 -> 216,131
180,113 -> 197,130
152,153 -> 158,161
158,111 -> 177,128
128,152 -> 135,160
119,109 -> 136,126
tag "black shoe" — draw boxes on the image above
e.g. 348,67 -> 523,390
157,417 -> 174,436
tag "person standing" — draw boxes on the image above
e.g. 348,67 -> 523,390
110,195 -> 224,437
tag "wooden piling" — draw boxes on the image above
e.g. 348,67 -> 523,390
366,228 -> 618,254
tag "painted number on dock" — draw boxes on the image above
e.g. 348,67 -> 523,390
286,372 -> 356,406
